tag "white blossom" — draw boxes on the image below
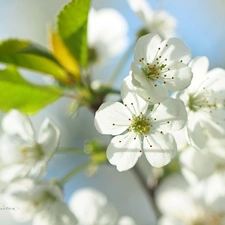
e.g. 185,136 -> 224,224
0,110 -> 60,182
3,178 -> 77,225
69,188 -> 136,225
176,56 -> 225,149
127,0 -> 177,39
88,8 -> 128,63
94,75 -> 187,171
156,174 -> 225,225
180,138 -> 225,184
131,33 -> 192,103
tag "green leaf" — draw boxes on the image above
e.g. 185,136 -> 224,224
0,39 -> 72,84
57,0 -> 90,67
0,67 -> 62,114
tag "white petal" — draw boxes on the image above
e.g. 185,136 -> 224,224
149,10 -> 177,39
95,102 -> 131,135
107,132 -> 142,172
134,33 -> 162,64
163,62 -> 193,91
0,134 -> 24,164
158,216 -> 183,225
143,133 -> 176,167
127,0 -> 154,24
202,110 -> 225,138
155,174 -> 196,218
69,188 -> 107,224
188,56 -> 209,92
204,68 -> 225,89
179,146 -> 215,183
0,164 -> 25,182
97,205 -> 119,225
33,202 -> 77,225
186,111 -> 206,149
88,8 -> 128,60
203,173 -> 225,213
169,128 -> 188,151
158,37 -> 191,64
150,98 -> 187,132
3,179 -> 36,222
138,82 -> 168,103
2,110 -> 34,142
117,216 -> 137,225
121,75 -> 148,114
37,118 -> 60,155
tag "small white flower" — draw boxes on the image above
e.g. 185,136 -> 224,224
69,188 -> 136,225
176,56 -> 225,149
156,174 -> 225,225
0,110 -> 60,182
94,75 -> 187,171
179,137 -> 225,184
127,0 -> 177,39
3,178 -> 77,225
88,8 -> 128,63
131,33 -> 192,103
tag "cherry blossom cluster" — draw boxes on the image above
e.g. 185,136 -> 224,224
95,33 -> 193,171
1,0 -> 225,224
0,111 -> 137,225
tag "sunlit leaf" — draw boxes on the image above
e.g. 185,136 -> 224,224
57,0 -> 90,67
0,39 -> 73,84
0,67 -> 62,114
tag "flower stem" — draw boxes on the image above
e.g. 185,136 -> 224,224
108,41 -> 135,85
60,162 -> 90,185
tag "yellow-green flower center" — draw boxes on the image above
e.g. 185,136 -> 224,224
129,114 -> 150,134
188,91 -> 217,112
139,56 -> 170,83
20,144 -> 44,162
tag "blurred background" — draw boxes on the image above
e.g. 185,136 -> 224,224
0,0 -> 225,224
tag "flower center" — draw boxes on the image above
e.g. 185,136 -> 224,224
33,190 -> 58,207
139,57 -> 169,82
188,90 -> 217,112
129,114 -> 150,134
20,144 -> 44,162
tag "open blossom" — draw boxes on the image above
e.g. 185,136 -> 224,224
0,110 -> 60,182
88,8 -> 128,63
179,137 -> 225,184
94,75 -> 187,171
131,33 -> 192,103
176,56 -> 225,149
3,179 -> 77,225
156,174 -> 225,225
127,0 -> 177,39
69,188 -> 136,225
